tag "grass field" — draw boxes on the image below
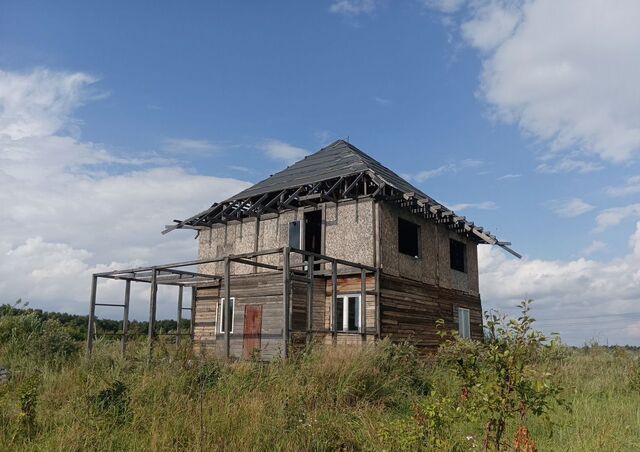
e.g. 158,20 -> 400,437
1,310 -> 639,451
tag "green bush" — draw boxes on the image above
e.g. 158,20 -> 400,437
0,313 -> 78,364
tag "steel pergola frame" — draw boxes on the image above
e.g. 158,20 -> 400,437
87,246 -> 381,361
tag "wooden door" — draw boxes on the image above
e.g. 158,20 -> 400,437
243,304 -> 262,358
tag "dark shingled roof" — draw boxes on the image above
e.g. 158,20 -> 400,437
227,140 -> 427,201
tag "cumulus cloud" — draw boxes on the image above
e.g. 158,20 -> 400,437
0,69 -> 249,317
594,203 -> 640,232
479,222 -> 640,345
260,139 -> 309,164
547,198 -> 595,218
0,68 -> 99,139
426,0 -> 640,167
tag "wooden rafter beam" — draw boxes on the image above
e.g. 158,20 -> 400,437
343,172 -> 365,197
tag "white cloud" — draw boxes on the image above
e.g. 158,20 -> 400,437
161,138 -> 219,154
497,173 -> 521,180
461,1 -> 520,52
582,240 -> 606,256
606,175 -> 640,197
330,0 -> 381,15
260,139 -> 309,165
406,158 -> 482,182
0,68 -> 100,140
449,201 -> 497,211
374,96 -> 392,105
547,198 -> 595,218
0,69 -> 249,317
479,221 -> 640,345
427,0 -> 640,165
594,203 -> 640,232
536,157 -> 604,174
421,0 -> 466,13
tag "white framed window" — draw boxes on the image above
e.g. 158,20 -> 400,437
219,297 -> 235,334
458,307 -> 470,339
336,294 -> 362,332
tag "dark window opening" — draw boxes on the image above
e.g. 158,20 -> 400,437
450,239 -> 466,272
398,217 -> 420,257
304,210 -> 322,270
304,210 -> 322,254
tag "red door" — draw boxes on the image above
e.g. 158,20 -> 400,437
243,305 -> 262,358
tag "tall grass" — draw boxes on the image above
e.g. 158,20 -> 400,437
0,323 -> 639,450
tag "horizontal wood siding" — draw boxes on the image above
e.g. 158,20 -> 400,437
323,275 -> 376,345
194,272 -> 285,360
193,285 -> 219,356
380,273 -> 483,349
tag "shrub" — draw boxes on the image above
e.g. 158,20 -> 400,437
437,300 -> 566,450
16,374 -> 40,438
0,312 -> 78,364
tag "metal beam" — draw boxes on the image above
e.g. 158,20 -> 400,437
148,268 -> 158,359
282,247 -> 290,360
121,280 -> 130,355
223,257 -> 231,359
87,275 -> 97,355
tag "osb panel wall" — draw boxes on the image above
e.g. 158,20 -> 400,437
197,201 -> 376,277
378,202 -> 480,296
324,199 -> 375,268
379,273 -> 483,350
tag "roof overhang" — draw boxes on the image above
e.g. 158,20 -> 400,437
163,171 -> 521,259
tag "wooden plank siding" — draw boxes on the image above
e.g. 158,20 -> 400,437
322,275 -> 377,346
379,273 -> 483,349
193,270 -> 483,359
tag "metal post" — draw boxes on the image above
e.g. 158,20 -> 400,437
331,260 -> 338,342
375,268 -> 381,339
121,280 -> 130,355
306,255 -> 314,345
190,287 -> 196,338
176,285 -> 183,349
360,268 -> 366,342
87,275 -> 98,355
148,268 -> 157,358
282,247 -> 291,360
224,257 -> 231,359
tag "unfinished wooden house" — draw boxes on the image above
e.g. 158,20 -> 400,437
87,140 -> 519,359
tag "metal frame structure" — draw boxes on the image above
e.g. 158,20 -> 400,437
87,247 -> 380,360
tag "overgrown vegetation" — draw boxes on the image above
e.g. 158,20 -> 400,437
1,301 -> 639,451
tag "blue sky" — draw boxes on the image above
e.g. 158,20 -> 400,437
2,0 -> 640,344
